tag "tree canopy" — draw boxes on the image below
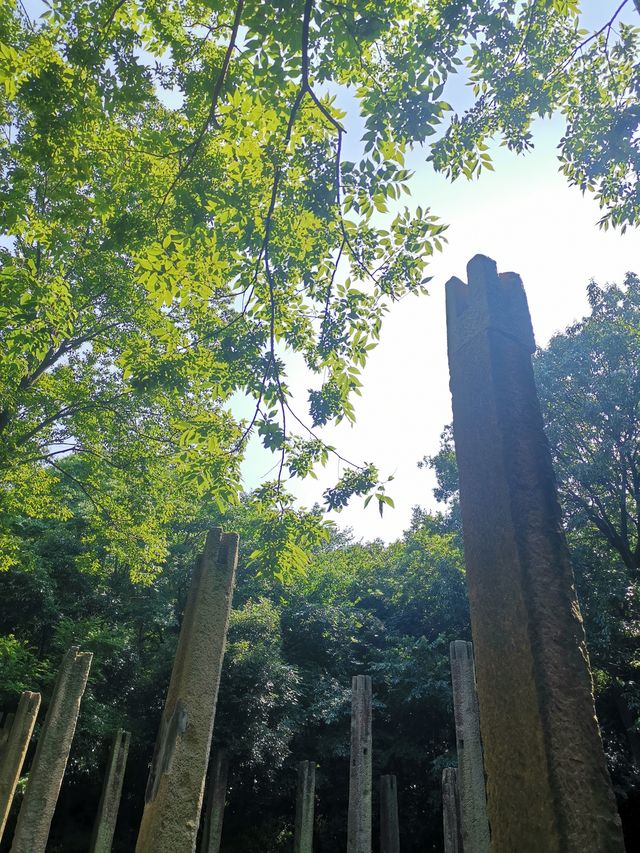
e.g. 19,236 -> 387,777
1,0 -> 639,580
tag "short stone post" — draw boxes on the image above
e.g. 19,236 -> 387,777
445,255 -> 624,852
11,647 -> 92,853
442,768 -> 463,853
135,528 -> 239,853
0,691 -> 41,842
449,641 -> 489,852
347,674 -> 372,853
293,759 -> 315,853
379,774 -> 399,853
89,729 -> 131,853
199,749 -> 229,853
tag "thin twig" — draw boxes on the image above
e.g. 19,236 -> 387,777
156,0 -> 245,215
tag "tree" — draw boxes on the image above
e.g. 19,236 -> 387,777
2,1 -> 638,580
534,273 -> 640,575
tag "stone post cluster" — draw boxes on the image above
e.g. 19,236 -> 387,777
0,527 -> 240,853
445,254 -> 624,852
11,646 -> 92,853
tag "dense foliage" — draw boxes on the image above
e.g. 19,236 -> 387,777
0,488 -> 469,852
1,0 -> 638,580
1,275 -> 639,851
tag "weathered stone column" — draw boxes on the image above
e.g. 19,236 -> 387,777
445,254 -> 624,852
347,674 -> 372,853
442,768 -> 463,853
136,528 -> 239,853
379,774 -> 399,853
294,760 -> 315,853
89,729 -> 131,853
449,640 -> 489,852
0,691 -> 41,842
199,749 -> 229,853
11,646 -> 92,853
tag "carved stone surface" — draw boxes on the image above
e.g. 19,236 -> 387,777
347,675 -> 372,853
293,760 -> 315,853
442,768 -> 463,853
0,691 -> 41,842
199,749 -> 228,853
379,774 -> 400,853
449,640 -> 490,853
445,255 -> 625,852
11,647 -> 92,853
89,729 -> 131,853
135,528 -> 239,853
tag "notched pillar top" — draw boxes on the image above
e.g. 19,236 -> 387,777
204,528 -> 240,571
445,254 -> 535,356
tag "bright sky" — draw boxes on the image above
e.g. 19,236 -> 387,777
240,2 -> 640,542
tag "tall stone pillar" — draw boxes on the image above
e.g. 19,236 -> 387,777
347,674 -> 372,853
293,760 -> 315,853
0,691 -> 41,842
199,749 -> 229,853
445,254 -> 624,852
136,528 -> 239,853
89,729 -> 131,853
379,774 -> 399,853
11,646 -> 92,853
449,640 -> 490,852
442,768 -> 463,853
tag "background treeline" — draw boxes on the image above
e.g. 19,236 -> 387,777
1,275 -> 639,851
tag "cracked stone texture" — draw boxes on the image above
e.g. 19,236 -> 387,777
449,640 -> 490,853
347,675 -> 372,853
445,255 -> 624,852
135,528 -> 238,853
0,691 -> 41,842
11,647 -> 92,853
89,729 -> 131,853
